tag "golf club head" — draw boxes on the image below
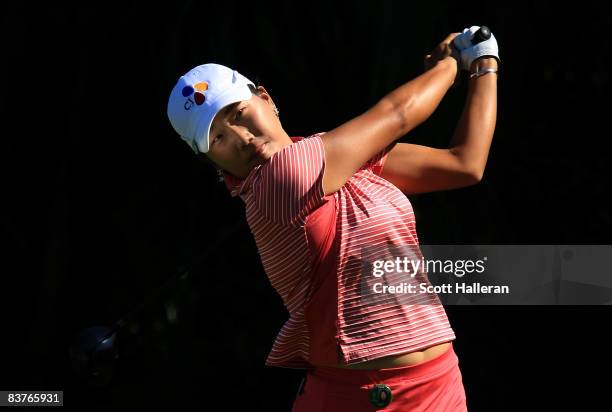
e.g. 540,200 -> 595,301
69,326 -> 118,387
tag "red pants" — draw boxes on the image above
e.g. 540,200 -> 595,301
292,342 -> 467,411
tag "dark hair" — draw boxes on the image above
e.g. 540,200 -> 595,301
247,83 -> 262,96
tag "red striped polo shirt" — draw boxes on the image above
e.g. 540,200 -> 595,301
223,133 -> 456,369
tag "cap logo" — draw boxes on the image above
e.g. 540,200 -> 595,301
181,81 -> 209,110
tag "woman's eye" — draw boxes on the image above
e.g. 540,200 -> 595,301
236,108 -> 245,119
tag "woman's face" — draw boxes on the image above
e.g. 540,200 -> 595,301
203,86 -> 293,178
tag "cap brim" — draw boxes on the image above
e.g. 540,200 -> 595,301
193,85 -> 253,153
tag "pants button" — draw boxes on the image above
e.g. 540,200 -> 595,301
369,383 -> 393,408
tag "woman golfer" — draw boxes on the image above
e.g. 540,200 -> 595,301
167,26 -> 499,411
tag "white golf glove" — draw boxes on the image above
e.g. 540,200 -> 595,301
452,26 -> 500,71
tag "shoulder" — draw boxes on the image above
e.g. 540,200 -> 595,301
250,132 -> 329,225
259,132 -> 327,174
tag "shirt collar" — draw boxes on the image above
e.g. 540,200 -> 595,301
222,136 -> 305,199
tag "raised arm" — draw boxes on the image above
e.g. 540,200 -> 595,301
320,33 -> 460,196
380,26 -> 500,195
381,57 -> 499,194
448,57 -> 498,180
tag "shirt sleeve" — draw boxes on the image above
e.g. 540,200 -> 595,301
253,133 -> 327,226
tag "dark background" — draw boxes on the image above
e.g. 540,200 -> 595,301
2,1 -> 611,410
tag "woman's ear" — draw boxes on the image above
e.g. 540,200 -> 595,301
257,86 -> 280,115
256,86 -> 273,103
256,85 -> 267,96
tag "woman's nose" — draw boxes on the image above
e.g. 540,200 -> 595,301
229,125 -> 253,148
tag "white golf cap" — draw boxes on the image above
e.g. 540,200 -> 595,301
167,63 -> 255,153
